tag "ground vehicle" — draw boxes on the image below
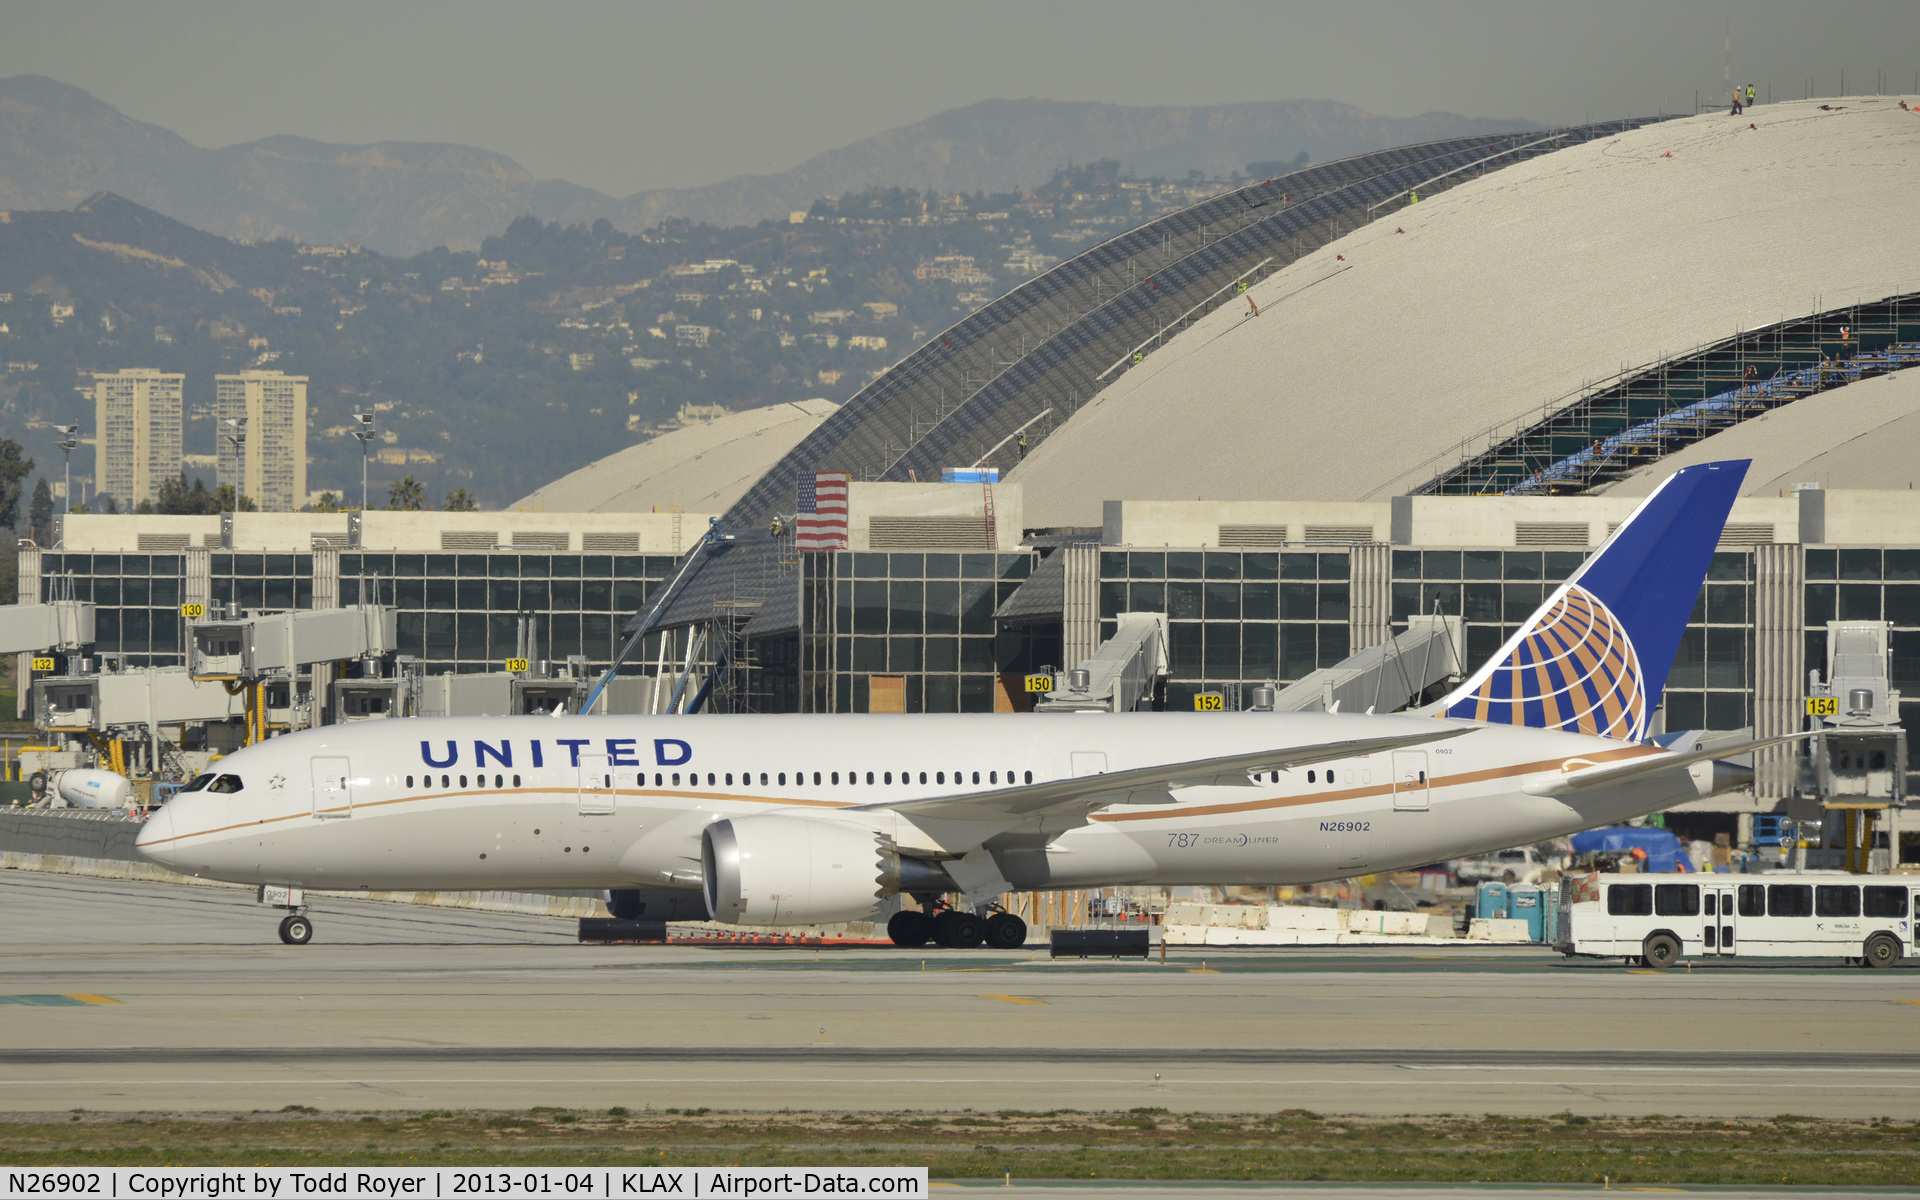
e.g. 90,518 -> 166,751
1556,872 -> 1915,968
1455,845 -> 1554,884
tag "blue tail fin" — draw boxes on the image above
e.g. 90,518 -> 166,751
1437,460 -> 1749,740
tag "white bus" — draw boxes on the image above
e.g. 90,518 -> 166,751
1555,872 -> 1915,968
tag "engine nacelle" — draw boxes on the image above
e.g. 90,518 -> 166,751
702,816 -> 886,926
57,768 -> 134,810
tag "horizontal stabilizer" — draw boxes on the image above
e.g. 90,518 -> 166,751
857,727 -> 1473,823
1521,731 -> 1815,796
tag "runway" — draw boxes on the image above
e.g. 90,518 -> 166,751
1,871 -> 1915,1117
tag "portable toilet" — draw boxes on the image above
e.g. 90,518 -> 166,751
1506,884 -> 1545,941
1474,881 -> 1510,922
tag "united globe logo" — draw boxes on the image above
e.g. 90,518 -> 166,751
1444,584 -> 1647,740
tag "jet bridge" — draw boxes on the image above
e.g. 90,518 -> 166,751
1272,614 -> 1467,714
1036,612 -> 1169,713
1792,620 -> 1909,873
0,600 -> 94,655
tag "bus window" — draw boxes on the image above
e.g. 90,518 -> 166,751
1703,893 -> 1717,916
1607,884 -> 1652,916
1815,885 -> 1861,918
1768,884 -> 1813,917
1654,884 -> 1699,916
1864,886 -> 1909,918
1738,885 -> 1765,917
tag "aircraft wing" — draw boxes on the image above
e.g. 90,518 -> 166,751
852,727 -> 1473,823
1520,731 -> 1815,796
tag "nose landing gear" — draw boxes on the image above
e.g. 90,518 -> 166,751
260,884 -> 314,945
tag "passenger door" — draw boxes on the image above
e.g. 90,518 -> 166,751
1071,751 -> 1108,778
310,756 -> 352,820
1392,751 -> 1429,811
578,752 -> 615,816
1704,884 -> 1736,956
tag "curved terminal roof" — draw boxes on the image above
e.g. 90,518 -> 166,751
721,126 -> 1644,527
1601,367 -> 1920,497
1009,99 -> 1920,526
511,398 -> 838,513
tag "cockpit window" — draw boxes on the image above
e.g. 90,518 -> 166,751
181,774 -> 215,793
207,774 -> 245,794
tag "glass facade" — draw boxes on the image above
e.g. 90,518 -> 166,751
800,551 -> 1052,713
339,553 -> 675,674
38,553 -> 186,668
1098,549 -> 1352,711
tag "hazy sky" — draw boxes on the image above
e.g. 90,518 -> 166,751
6,1 -> 1915,197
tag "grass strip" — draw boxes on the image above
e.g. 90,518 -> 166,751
0,1110 -> 1915,1186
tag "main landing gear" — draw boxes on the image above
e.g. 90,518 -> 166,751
887,900 -> 1027,950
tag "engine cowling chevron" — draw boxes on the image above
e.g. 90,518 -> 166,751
701,816 -> 893,926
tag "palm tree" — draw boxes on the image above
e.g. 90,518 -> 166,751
442,487 -> 478,512
387,475 -> 425,511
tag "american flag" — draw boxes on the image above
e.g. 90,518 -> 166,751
796,470 -> 849,550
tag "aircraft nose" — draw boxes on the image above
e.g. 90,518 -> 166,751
134,803 -> 176,865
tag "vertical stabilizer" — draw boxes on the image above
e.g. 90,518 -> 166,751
1437,460 -> 1749,740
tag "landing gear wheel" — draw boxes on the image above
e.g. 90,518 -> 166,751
1640,932 -> 1680,970
984,912 -> 1028,950
888,909 -> 933,947
934,909 -> 985,949
278,914 -> 313,945
1864,932 -> 1903,969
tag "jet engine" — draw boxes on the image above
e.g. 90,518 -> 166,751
701,816 -> 891,925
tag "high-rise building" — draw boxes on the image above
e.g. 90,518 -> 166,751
215,370 -> 308,512
92,368 -> 184,509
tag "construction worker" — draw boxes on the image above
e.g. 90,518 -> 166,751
1746,82 -> 1756,108
1732,88 -> 1743,115
1017,433 -> 1028,459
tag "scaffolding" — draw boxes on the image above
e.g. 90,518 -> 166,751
1410,292 -> 1920,496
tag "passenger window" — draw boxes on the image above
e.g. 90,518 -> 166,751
1737,884 -> 1765,917
441,774 -> 450,788
830,771 -> 839,784
990,771 -> 997,784
814,772 -> 822,785
495,774 -> 503,789
919,772 -> 927,783
1864,886 -> 1909,918
760,773 -> 768,785
725,773 -> 734,786
1815,885 -> 1861,917
671,772 -> 680,786
972,771 -> 980,784
936,771 -> 944,784
405,775 -> 414,789
883,772 -> 891,784
866,771 -> 874,784
1024,770 -> 1033,784
1703,894 -> 1716,917
1308,770 -> 1316,783
1654,884 -> 1698,916
208,774 -> 245,794
1606,884 -> 1652,916
1768,884 -> 1814,918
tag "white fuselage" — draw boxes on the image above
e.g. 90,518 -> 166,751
136,712 -> 1712,903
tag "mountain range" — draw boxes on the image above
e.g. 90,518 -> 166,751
0,74 -> 1535,255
